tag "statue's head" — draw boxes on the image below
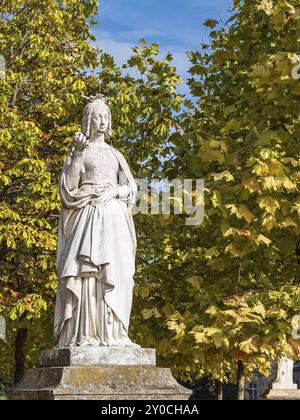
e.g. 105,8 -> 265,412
82,94 -> 112,140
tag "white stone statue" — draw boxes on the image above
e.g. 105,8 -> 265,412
272,357 -> 297,390
54,94 -> 140,348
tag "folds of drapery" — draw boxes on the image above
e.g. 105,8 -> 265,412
54,147 -> 138,345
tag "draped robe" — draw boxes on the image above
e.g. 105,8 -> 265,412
54,145 -> 138,347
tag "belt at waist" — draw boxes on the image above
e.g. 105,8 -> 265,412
79,182 -> 107,187
79,182 -> 117,191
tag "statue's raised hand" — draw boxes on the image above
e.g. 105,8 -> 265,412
72,132 -> 88,155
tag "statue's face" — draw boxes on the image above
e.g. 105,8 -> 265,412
90,106 -> 110,136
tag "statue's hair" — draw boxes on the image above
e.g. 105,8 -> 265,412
82,94 -> 112,140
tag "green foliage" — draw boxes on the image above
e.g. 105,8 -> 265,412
0,0 -> 184,381
0,0 -> 99,379
145,0 -> 300,381
97,44 -> 183,177
1,0 -> 300,387
0,316 -> 53,382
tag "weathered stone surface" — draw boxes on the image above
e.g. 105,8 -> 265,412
8,365 -> 192,400
39,347 -> 156,367
264,389 -> 300,400
9,347 -> 191,400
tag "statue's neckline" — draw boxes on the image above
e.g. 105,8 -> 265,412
87,143 -> 111,150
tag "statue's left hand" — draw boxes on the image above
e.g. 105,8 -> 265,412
93,185 -> 118,206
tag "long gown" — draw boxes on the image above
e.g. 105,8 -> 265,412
54,143 -> 138,347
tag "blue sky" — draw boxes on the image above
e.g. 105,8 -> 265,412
94,0 -> 232,82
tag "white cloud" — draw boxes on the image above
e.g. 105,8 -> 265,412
98,0 -> 209,47
96,33 -> 133,65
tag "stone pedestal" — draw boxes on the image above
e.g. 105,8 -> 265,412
9,347 -> 192,400
265,389 -> 300,400
264,358 -> 300,400
39,347 -> 156,367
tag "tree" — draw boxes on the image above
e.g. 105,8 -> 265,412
145,0 -> 300,398
1,0 -> 300,401
0,0 -> 99,382
0,2 -> 184,381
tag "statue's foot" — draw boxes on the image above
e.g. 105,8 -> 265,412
78,337 -> 101,347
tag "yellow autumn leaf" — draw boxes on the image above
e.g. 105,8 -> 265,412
226,204 -> 255,223
257,234 -> 272,246
213,170 -> 234,182
258,196 -> 280,216
280,217 -> 298,228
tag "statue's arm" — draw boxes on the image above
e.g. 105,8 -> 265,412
118,185 -> 130,198
65,152 -> 83,191
65,132 -> 88,191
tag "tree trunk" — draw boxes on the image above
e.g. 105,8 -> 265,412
14,327 -> 28,385
236,360 -> 245,400
216,380 -> 223,400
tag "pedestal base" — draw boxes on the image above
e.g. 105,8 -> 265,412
264,389 -> 300,400
9,365 -> 191,400
9,348 -> 192,400
39,347 -> 156,367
